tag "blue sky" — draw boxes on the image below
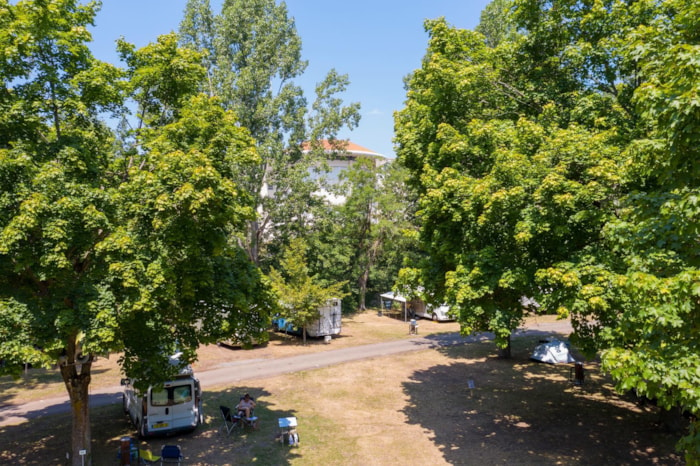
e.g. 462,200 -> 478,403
88,1 -> 492,158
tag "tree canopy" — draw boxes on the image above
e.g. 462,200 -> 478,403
269,237 -> 347,344
395,0 -> 699,456
179,0 -> 361,267
0,1 -> 270,463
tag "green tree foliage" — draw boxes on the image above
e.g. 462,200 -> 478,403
301,157 -> 419,312
0,2 -> 122,461
396,16 -> 623,354
0,1 -> 268,463
532,0 -> 700,457
178,0 -> 216,95
396,0 -> 700,456
179,0 -> 360,266
475,0 -> 516,47
269,238 -> 347,344
335,159 -> 417,310
100,91 -> 270,385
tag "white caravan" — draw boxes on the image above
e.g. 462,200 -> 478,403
121,355 -> 203,438
306,298 -> 342,337
272,298 -> 342,337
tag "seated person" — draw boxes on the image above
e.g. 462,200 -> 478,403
236,393 -> 256,419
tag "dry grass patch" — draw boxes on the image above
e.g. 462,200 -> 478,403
1,323 -> 685,465
0,310 -> 459,406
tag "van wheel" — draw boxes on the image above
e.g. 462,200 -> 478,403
432,313 -> 438,322
136,418 -> 146,438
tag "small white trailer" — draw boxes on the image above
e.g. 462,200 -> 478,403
306,298 -> 342,337
272,298 -> 342,338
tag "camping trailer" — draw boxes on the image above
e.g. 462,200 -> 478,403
272,298 -> 342,337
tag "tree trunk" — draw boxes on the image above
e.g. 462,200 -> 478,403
61,364 -> 92,465
247,219 -> 260,265
60,339 -> 93,466
302,326 -> 307,345
357,268 -> 369,311
497,334 -> 512,359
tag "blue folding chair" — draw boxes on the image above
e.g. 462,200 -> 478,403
160,445 -> 182,465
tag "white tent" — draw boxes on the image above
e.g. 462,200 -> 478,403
380,292 -> 409,322
530,339 -> 575,364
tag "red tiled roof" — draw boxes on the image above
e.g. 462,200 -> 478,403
301,139 -> 383,157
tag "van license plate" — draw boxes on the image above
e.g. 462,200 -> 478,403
153,422 -> 168,429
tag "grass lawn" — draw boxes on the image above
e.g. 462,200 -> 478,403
0,311 -> 685,465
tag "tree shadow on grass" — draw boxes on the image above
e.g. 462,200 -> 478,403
268,330 -> 340,347
401,339 -> 683,465
0,366 -> 112,407
0,385 -> 302,465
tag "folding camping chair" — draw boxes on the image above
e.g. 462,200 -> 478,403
236,395 -> 259,430
138,447 -> 160,464
220,405 -> 241,435
160,444 -> 182,465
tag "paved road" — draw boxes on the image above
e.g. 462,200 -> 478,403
0,321 -> 572,427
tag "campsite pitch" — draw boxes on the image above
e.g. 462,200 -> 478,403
0,312 -> 684,465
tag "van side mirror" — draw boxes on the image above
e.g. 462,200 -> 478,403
120,378 -> 130,386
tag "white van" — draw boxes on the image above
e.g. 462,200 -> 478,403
121,357 -> 203,438
410,299 -> 453,322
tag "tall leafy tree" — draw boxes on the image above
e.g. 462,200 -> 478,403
530,0 -> 700,457
395,15 -> 621,355
0,2 -> 267,464
109,31 -> 273,388
396,0 -> 700,457
269,238 -> 347,344
179,0 -> 360,266
0,2 -> 124,461
334,159 -> 417,310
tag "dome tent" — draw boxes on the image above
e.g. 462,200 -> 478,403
530,339 -> 576,364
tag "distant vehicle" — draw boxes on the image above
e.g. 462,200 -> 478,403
380,291 -> 454,322
272,298 -> 342,338
217,305 -> 271,348
411,300 -> 453,322
121,354 -> 203,438
218,329 -> 269,348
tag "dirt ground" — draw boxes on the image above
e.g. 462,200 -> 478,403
0,311 -> 686,465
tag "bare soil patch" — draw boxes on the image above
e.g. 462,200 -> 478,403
0,311 -> 684,465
